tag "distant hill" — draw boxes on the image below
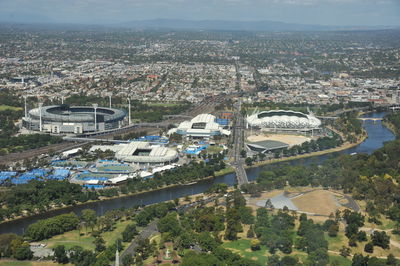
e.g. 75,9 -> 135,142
117,19 -> 394,32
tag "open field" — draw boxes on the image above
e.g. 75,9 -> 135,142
42,219 -> 133,251
222,239 -> 270,265
0,260 -> 59,266
325,230 -> 400,259
247,133 -> 310,146
291,190 -> 343,216
246,188 -> 355,217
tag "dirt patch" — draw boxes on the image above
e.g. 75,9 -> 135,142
291,190 -> 340,216
247,134 -> 311,146
246,190 -> 284,206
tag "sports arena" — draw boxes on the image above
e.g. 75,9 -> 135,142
246,110 -> 321,131
23,105 -> 126,134
167,113 -> 231,139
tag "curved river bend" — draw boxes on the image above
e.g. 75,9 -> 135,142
0,112 -> 395,235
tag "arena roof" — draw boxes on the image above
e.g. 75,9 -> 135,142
168,113 -> 230,137
247,110 -> 321,130
90,142 -> 178,164
28,105 -> 126,123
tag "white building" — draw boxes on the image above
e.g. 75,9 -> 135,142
90,142 -> 178,165
168,113 -> 230,139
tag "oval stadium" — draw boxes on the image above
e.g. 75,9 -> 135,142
246,110 -> 321,131
23,105 -> 126,134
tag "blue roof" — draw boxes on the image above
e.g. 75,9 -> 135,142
53,169 -> 70,177
216,118 -> 229,126
185,144 -> 209,155
83,184 -> 105,189
0,171 -> 17,177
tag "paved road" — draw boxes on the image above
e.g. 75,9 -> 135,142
118,196 -> 219,264
119,220 -> 158,265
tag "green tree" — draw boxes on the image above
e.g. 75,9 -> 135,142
371,231 -> 390,249
94,236 -> 106,252
81,209 -> 97,232
307,248 -> 329,266
14,243 -> 33,260
53,245 -> 69,264
364,242 -> 374,253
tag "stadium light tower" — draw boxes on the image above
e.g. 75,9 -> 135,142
109,94 -> 112,108
23,96 -> 28,118
128,98 -> 131,125
38,102 -> 43,132
61,95 -> 64,104
92,103 -> 98,132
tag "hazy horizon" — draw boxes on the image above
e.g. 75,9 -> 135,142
0,0 -> 399,27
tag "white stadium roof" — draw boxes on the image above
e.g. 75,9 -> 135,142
247,110 -> 321,130
168,113 -> 230,137
90,142 -> 178,163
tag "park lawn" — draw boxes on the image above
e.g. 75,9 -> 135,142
42,219 -> 133,251
215,166 -> 234,176
102,219 -> 133,246
350,240 -> 400,258
41,229 -> 96,251
0,260 -> 60,266
364,216 -> 396,231
329,254 -> 352,266
325,232 -> 346,251
222,239 -> 269,265
0,105 -> 22,111
206,146 -> 224,154
390,232 -> 400,243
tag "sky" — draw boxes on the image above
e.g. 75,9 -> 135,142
0,0 -> 399,26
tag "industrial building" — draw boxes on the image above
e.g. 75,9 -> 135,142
167,113 -> 231,139
246,110 -> 321,132
90,142 -> 178,165
22,104 -> 126,134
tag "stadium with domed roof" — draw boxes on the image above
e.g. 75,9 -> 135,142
246,110 -> 321,131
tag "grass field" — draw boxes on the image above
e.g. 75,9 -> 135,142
0,105 -> 22,111
222,239 -> 270,265
329,254 -> 352,265
205,145 -> 224,154
325,232 -> 346,251
0,260 -> 58,266
42,219 -> 133,251
326,231 -> 400,259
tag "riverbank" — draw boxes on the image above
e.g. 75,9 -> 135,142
0,135 -> 367,226
382,120 -> 398,137
0,166 -> 235,226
